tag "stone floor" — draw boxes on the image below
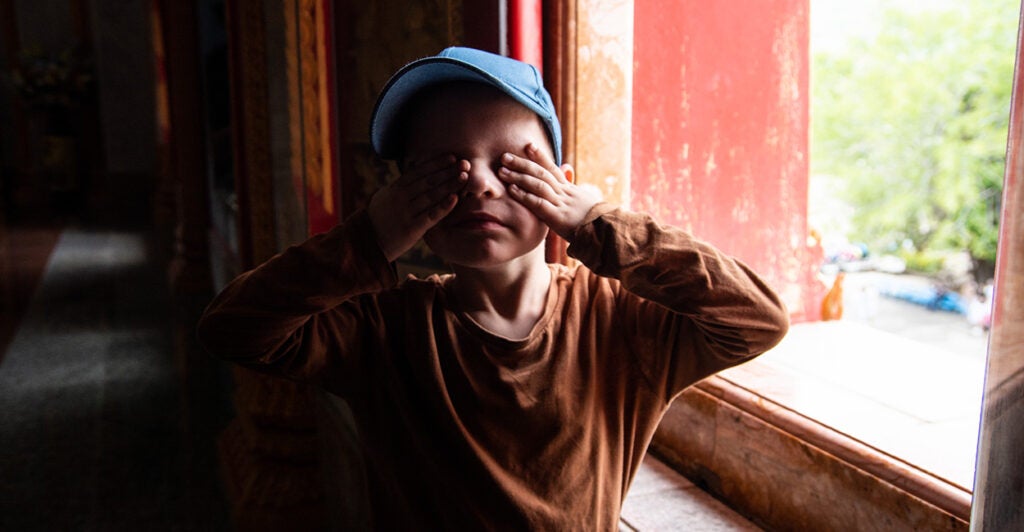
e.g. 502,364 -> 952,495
0,224 -> 61,358
0,223 -> 230,530
621,456 -> 761,531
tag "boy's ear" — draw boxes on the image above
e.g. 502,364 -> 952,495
560,164 -> 575,184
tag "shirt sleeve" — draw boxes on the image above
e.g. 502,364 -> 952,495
567,205 -> 790,402
195,208 -> 398,389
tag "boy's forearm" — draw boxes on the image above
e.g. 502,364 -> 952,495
568,206 -> 789,357
196,209 -> 396,365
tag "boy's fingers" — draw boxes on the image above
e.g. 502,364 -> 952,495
499,166 -> 557,203
425,160 -> 470,187
395,161 -> 465,213
501,152 -> 545,178
501,148 -> 565,190
411,173 -> 467,218
523,143 -> 565,182
508,183 -> 555,218
407,153 -> 456,172
398,154 -> 458,186
422,172 -> 467,207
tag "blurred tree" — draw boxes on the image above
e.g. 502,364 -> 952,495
812,0 -> 1017,280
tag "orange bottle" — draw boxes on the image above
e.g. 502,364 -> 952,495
821,272 -> 845,321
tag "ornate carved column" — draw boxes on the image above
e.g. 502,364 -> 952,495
216,0 -> 327,528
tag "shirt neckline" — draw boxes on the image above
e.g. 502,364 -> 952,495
442,265 -> 560,350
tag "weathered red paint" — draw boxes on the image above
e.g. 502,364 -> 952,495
632,0 -> 820,321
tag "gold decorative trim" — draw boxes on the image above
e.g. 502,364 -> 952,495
230,0 -> 275,265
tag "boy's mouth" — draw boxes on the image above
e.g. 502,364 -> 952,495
449,211 -> 506,230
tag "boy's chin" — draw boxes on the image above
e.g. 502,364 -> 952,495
425,239 -> 547,270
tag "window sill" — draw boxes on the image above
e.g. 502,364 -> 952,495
652,322 -> 977,530
721,320 -> 984,490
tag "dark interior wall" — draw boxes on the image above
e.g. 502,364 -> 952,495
89,0 -> 155,177
12,1 -> 75,51
1,1 -> 81,219
1,0 -> 155,221
0,14 -> 11,177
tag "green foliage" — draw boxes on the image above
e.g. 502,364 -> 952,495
812,1 -> 1017,272
896,248 -> 945,275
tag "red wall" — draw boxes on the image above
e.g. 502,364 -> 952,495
632,0 -> 820,321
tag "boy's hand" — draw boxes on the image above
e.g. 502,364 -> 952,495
368,155 -> 469,262
498,143 -> 603,241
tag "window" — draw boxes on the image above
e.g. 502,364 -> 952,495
562,0 -> 1020,527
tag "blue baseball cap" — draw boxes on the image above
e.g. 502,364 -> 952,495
370,46 -> 563,165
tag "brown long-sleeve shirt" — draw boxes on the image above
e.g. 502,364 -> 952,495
197,206 -> 789,530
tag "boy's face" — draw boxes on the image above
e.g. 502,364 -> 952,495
404,83 -> 554,269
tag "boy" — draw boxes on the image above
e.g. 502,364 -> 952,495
198,47 -> 789,530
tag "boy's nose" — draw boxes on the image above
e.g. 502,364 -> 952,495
462,159 -> 505,198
